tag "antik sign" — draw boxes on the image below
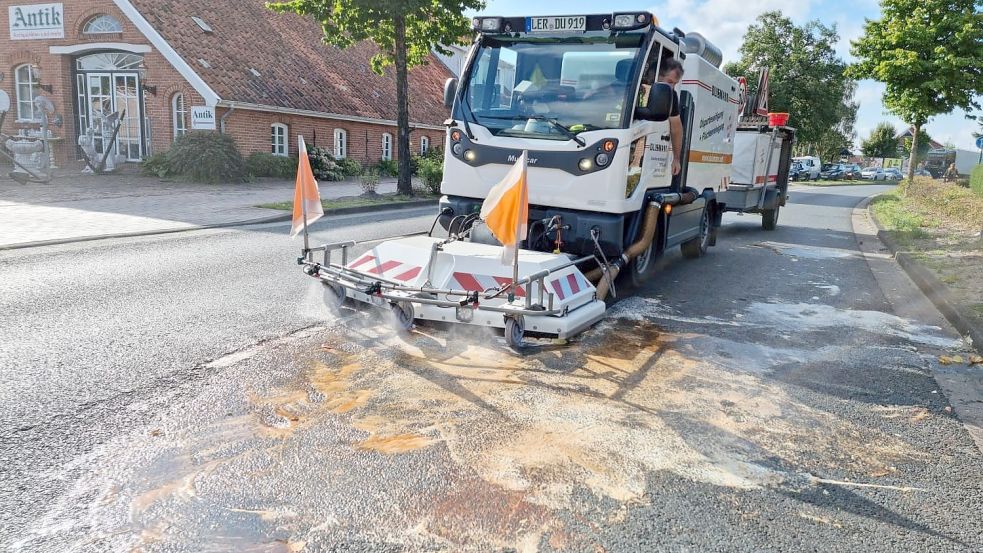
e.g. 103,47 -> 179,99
9,3 -> 64,40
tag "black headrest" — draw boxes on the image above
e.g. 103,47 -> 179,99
615,59 -> 633,82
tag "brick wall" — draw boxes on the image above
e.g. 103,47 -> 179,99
0,0 -> 207,167
217,107 -> 440,164
1,0 -> 438,171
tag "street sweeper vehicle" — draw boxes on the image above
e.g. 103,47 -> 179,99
297,11 -> 787,349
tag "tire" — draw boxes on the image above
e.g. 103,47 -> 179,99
762,205 -> 780,230
390,301 -> 414,332
321,282 -> 346,309
628,237 -> 655,288
681,208 -> 710,259
504,316 -> 525,350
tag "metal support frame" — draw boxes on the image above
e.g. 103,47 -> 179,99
298,241 -> 602,320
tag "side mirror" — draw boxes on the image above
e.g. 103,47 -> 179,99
636,82 -> 673,122
443,78 -> 458,109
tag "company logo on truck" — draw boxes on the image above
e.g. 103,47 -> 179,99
507,153 -> 539,164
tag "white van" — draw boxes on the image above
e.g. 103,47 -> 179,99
792,156 -> 821,180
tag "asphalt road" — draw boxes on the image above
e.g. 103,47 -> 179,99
2,185 -> 981,552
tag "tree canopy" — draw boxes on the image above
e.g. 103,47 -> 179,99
861,122 -> 899,158
724,11 -> 855,152
267,0 -> 484,193
848,0 -> 982,177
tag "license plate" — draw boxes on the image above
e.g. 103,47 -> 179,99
526,16 -> 586,33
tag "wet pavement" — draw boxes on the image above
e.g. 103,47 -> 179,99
3,185 -> 982,551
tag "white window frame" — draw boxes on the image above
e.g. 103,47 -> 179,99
333,128 -> 347,159
420,136 -> 430,155
381,132 -> 393,161
14,64 -> 40,122
271,123 -> 288,156
171,93 -> 187,140
83,14 -> 124,34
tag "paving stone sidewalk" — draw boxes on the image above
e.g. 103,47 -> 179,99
0,171 -> 399,249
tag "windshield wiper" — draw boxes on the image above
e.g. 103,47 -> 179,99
528,116 -> 586,147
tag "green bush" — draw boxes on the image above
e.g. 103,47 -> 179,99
141,152 -> 173,178
417,156 -> 443,195
167,131 -> 245,183
246,152 -> 295,178
376,159 -> 398,177
359,168 -> 381,195
337,157 -> 363,177
970,164 -> 983,197
307,146 -> 346,181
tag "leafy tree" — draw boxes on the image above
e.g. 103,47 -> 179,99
861,122 -> 899,158
267,0 -> 484,195
724,11 -> 855,152
848,0 -> 983,181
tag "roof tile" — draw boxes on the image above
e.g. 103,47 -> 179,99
129,0 -> 455,126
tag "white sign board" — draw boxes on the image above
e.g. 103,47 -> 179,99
191,106 -> 216,130
9,3 -> 64,40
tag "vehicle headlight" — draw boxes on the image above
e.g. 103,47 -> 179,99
579,158 -> 593,171
595,153 -> 610,166
452,143 -> 463,156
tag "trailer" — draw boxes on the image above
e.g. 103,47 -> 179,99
299,11 -> 779,349
716,117 -> 795,230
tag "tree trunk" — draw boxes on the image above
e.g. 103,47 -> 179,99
906,123 -> 919,183
394,15 -> 413,196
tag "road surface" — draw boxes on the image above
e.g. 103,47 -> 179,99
1,185 -> 980,552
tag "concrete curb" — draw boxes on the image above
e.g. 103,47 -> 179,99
0,199 -> 438,252
863,195 -> 982,352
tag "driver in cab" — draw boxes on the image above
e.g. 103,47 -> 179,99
639,57 -> 684,175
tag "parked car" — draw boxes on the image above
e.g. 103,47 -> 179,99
820,163 -> 846,180
843,164 -> 863,179
788,161 -> 806,181
883,167 -> 902,180
913,167 -> 933,177
861,167 -> 886,180
792,156 -> 821,180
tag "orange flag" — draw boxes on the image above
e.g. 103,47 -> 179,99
480,150 -> 529,263
290,136 -> 324,238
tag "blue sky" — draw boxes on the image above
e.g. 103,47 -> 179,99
472,0 -> 981,151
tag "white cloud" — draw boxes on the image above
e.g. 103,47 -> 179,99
649,0 -> 815,62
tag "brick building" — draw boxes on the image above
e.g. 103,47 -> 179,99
1,0 -> 452,169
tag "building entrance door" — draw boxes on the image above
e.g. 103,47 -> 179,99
74,52 -> 145,161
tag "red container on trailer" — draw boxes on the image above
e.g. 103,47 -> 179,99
768,112 -> 789,127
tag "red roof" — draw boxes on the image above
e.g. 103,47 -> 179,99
130,0 -> 454,126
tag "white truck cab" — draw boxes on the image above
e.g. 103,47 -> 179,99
439,12 -> 741,272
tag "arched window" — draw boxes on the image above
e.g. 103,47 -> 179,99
420,136 -> 430,155
381,133 -> 393,161
333,128 -> 347,159
14,64 -> 41,121
171,93 -> 188,140
271,123 -> 288,156
83,14 -> 123,34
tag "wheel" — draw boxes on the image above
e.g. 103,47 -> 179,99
681,208 -> 710,259
628,237 -> 655,288
504,316 -> 525,350
321,282 -> 346,309
390,301 -> 414,332
762,205 -> 780,230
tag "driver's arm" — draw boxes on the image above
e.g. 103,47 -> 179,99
669,115 -> 683,175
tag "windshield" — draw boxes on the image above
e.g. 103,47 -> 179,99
460,33 -> 645,140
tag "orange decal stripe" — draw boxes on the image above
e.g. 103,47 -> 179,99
689,151 -> 734,164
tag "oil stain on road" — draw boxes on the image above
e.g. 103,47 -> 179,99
15,298 -> 976,552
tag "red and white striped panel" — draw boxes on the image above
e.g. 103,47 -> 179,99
450,272 -> 527,297
347,253 -> 422,282
550,272 -> 591,301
